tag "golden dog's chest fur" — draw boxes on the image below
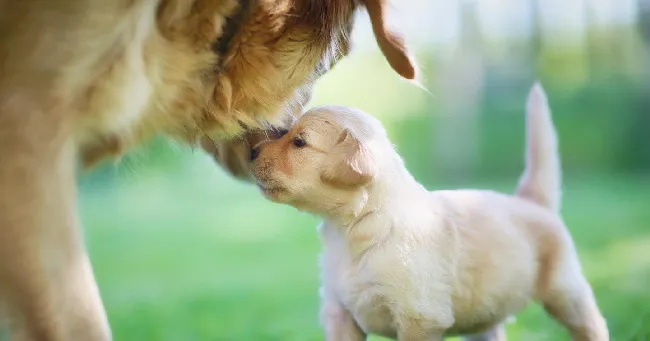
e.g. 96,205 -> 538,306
1,0 -> 238,165
0,0 -> 369,168
63,0 -> 317,166
71,0 -> 202,163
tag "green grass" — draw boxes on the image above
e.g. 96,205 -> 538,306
80,152 -> 650,341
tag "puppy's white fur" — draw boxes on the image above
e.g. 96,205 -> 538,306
251,84 -> 609,341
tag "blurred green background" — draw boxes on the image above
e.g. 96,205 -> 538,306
80,1 -> 650,340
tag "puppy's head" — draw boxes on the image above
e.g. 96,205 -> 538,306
250,106 -> 387,215
198,0 -> 416,180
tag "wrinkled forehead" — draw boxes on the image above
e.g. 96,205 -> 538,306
292,112 -> 345,144
299,106 -> 385,141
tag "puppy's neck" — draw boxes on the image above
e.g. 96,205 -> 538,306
321,162 -> 425,259
330,190 -> 371,225
325,159 -> 425,228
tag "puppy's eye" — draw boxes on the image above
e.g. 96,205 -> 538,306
293,137 -> 307,148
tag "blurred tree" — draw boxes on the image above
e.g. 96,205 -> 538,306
530,0 -> 542,67
626,0 -> 650,171
639,0 -> 650,40
431,0 -> 483,183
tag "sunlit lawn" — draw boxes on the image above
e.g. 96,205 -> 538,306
81,151 -> 650,340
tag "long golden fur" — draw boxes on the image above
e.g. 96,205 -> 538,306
0,0 -> 415,339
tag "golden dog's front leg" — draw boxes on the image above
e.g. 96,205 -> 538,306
0,95 -> 110,341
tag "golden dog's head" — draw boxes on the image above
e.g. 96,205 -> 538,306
195,0 -> 415,180
249,106 -> 390,215
79,0 -> 414,170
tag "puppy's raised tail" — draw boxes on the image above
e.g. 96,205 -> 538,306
515,82 -> 561,213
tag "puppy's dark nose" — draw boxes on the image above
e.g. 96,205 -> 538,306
250,146 -> 261,161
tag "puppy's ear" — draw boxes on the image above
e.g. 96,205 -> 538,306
362,0 -> 416,80
321,130 -> 375,188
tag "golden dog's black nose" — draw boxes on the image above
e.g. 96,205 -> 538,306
250,146 -> 261,161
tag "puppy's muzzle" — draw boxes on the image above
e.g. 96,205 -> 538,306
249,127 -> 288,161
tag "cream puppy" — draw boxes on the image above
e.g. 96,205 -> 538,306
249,84 -> 609,341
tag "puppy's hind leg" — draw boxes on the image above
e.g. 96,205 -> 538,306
542,287 -> 608,341
462,324 -> 506,341
539,255 -> 608,341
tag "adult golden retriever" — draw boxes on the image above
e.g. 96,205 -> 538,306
0,0 -> 415,339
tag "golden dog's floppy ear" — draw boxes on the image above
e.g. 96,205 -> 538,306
321,129 -> 375,188
362,0 -> 416,80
